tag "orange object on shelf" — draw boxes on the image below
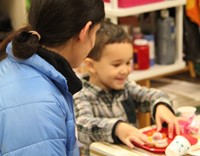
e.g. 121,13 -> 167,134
186,0 -> 200,26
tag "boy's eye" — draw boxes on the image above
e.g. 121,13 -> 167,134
113,64 -> 120,67
126,60 -> 132,65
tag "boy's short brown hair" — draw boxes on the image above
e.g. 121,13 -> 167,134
87,20 -> 132,61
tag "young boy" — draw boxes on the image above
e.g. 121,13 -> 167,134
73,20 -> 180,155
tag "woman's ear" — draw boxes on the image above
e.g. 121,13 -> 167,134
84,58 -> 96,74
79,21 -> 92,41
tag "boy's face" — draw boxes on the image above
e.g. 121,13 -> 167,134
91,43 -> 133,90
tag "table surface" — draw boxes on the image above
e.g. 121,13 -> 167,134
90,125 -> 200,156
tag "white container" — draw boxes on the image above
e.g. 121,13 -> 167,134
165,135 -> 191,156
177,106 -> 197,121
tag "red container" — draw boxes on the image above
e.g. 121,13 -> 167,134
133,39 -> 149,70
104,0 -> 163,8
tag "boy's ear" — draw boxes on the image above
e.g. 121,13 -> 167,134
84,58 -> 96,73
79,21 -> 92,41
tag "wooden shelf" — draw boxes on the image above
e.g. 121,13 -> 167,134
128,61 -> 186,81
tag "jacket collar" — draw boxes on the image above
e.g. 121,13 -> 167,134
6,42 -> 69,94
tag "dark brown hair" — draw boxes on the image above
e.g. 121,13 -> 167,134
87,20 -> 132,61
0,0 -> 105,60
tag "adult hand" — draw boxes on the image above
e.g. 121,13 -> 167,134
155,104 -> 180,138
115,122 -> 149,148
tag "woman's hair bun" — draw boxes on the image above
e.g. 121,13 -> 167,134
12,31 -> 40,59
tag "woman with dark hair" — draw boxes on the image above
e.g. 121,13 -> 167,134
0,0 -> 105,155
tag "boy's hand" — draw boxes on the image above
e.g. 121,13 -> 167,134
115,122 -> 149,148
155,104 -> 180,138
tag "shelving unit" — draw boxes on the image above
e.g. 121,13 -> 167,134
104,0 -> 187,82
129,61 -> 185,81
0,0 -> 27,30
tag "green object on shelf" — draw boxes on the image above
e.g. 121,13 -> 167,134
196,105 -> 200,115
26,0 -> 31,10
194,62 -> 200,76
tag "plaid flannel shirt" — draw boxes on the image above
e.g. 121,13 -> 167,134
73,76 -> 173,155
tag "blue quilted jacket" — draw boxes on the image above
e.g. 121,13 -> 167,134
0,43 -> 80,156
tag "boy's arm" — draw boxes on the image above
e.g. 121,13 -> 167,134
128,80 -> 180,137
127,80 -> 174,119
73,92 -> 120,145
